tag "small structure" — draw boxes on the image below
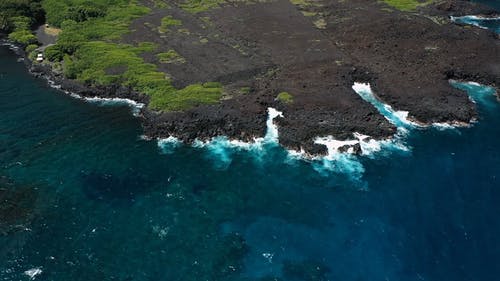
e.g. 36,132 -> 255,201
36,53 -> 44,62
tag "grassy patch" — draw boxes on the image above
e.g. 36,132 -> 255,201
289,0 -> 320,8
381,0 -> 434,11
177,28 -> 191,34
66,41 -> 220,111
277,92 -> 293,104
159,15 -> 181,33
25,44 -> 38,53
180,0 -> 226,13
40,0 -> 223,111
313,18 -> 326,29
240,87 -> 251,94
149,82 -> 222,111
157,50 -> 186,64
152,0 -> 170,8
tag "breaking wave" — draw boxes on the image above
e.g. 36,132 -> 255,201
450,80 -> 498,106
82,96 -> 145,116
451,15 -> 500,34
140,82 -> 497,179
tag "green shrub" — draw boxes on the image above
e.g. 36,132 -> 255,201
0,1 -> 44,32
8,29 -> 37,44
25,43 -> 38,53
157,50 -> 185,64
180,0 -> 226,13
159,16 -> 181,33
381,0 -> 434,11
44,45 -> 64,61
148,83 -> 222,111
277,92 -> 293,104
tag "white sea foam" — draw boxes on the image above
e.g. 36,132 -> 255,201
352,82 -> 419,128
451,15 -> 500,21
450,15 -> 500,32
281,83 -> 418,178
159,107 -> 283,169
44,78 -> 144,116
265,107 -> 284,142
24,267 -> 42,280
83,96 -> 145,116
157,136 -> 181,154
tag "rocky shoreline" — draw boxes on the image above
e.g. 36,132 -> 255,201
2,0 -> 500,156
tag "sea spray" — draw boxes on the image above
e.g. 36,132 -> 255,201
157,136 -> 181,154
43,77 -> 145,116
352,82 -> 418,129
158,107 -> 284,169
24,267 -> 42,280
156,82 -> 488,177
265,107 -> 284,142
312,136 -> 366,181
83,97 -> 145,116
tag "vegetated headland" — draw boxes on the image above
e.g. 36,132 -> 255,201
1,0 -> 499,155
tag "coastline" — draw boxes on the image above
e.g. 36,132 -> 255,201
1,0 -> 499,158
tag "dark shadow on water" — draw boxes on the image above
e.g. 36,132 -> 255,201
80,170 -> 157,204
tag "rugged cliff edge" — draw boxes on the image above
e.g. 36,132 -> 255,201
5,0 -> 500,155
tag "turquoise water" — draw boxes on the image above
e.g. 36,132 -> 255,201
452,15 -> 500,33
1,42 -> 500,281
452,0 -> 500,33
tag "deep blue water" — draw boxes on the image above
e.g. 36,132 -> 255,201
1,41 -> 500,281
472,0 -> 500,11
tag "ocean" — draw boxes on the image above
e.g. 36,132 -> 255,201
1,20 -> 499,281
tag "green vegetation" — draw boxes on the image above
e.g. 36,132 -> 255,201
3,0 -> 224,111
1,0 -> 44,45
180,0 -> 226,13
25,43 -> 38,53
8,19 -> 37,44
0,0 -> 44,32
177,28 -> 191,35
381,0 -> 434,11
157,50 -> 186,64
149,82 -> 222,111
240,87 -> 251,94
159,15 -> 181,33
277,92 -> 294,104
42,0 -> 119,27
152,0 -> 169,8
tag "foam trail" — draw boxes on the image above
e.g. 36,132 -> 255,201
188,107 -> 283,169
157,136 -> 181,154
265,107 -> 284,142
310,136 -> 365,181
352,82 -> 417,129
24,267 -> 42,280
451,15 -> 500,33
43,76 -> 146,116
83,97 -> 145,116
